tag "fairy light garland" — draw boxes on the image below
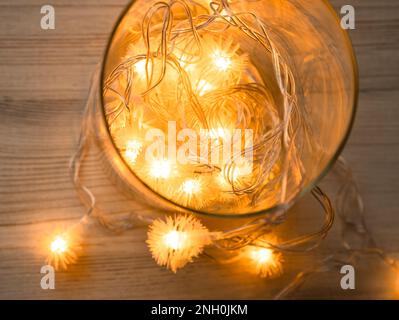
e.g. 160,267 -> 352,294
125,139 -> 142,164
247,246 -> 283,279
40,0 -> 399,299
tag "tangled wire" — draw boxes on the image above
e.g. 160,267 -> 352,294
62,0 -> 397,299
102,0 -> 314,214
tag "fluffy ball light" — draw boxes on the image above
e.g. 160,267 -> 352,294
147,215 -> 215,272
247,246 -> 283,279
45,231 -> 81,271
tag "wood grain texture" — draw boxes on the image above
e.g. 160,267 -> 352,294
0,0 -> 398,299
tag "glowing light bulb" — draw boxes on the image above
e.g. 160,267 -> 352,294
125,139 -> 142,164
220,9 -> 229,16
247,246 -> 283,278
147,215 -> 212,272
181,179 -> 201,195
50,236 -> 68,254
164,230 -> 186,250
150,159 -> 171,179
46,229 -> 81,270
250,248 -> 273,264
134,60 -> 151,77
212,50 -> 232,71
197,80 -> 213,96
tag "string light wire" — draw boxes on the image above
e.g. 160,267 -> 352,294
45,0 -> 398,298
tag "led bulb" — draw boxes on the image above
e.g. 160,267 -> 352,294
250,248 -> 273,264
125,139 -> 142,164
50,236 -> 68,254
134,60 -> 151,77
212,50 -> 232,71
181,179 -> 201,195
164,230 -> 186,250
150,159 -> 171,179
247,246 -> 283,278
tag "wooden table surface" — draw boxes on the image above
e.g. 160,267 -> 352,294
1,0 -> 398,300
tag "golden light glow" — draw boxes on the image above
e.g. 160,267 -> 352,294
247,246 -> 283,278
197,79 -> 213,96
150,159 -> 171,179
181,179 -> 201,195
134,59 -> 152,77
250,247 -> 273,264
125,139 -> 142,164
212,50 -> 232,71
50,236 -> 68,254
46,230 -> 81,271
147,215 -> 213,272
220,9 -> 229,16
104,0 -> 289,216
164,230 -> 187,250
